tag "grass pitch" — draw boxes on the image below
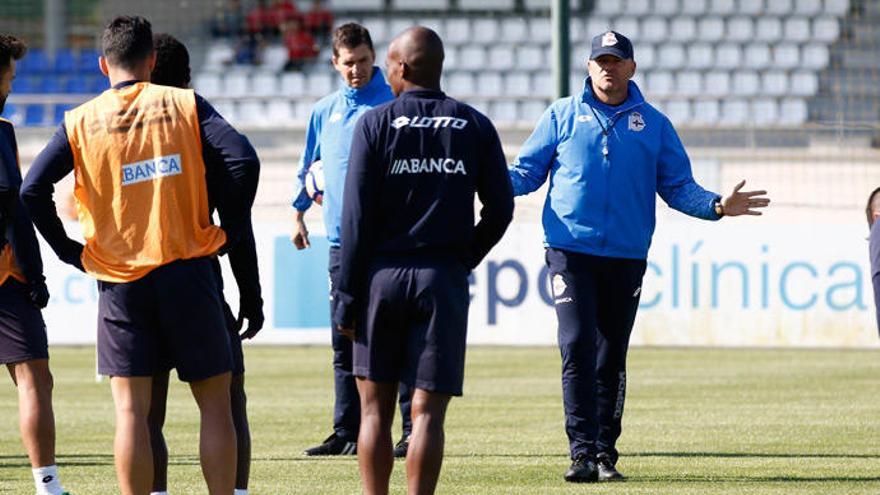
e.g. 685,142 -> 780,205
2,345 -> 880,494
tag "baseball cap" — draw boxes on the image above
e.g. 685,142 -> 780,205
590,31 -> 634,60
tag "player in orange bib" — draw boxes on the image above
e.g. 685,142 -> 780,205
22,16 -> 259,495
0,34 -> 72,495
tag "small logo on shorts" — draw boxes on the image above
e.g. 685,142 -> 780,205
633,287 -> 641,297
552,274 -> 572,304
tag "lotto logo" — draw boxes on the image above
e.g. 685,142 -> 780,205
390,115 -> 468,130
121,154 -> 182,186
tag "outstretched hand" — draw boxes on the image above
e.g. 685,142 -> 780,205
722,180 -> 770,217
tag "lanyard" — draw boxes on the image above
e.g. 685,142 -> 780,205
588,105 -> 620,158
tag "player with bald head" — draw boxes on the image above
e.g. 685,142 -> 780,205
334,26 -> 513,495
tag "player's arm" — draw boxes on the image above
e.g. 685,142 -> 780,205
508,105 -> 559,196
656,117 -> 723,220
291,109 -> 322,249
469,117 -> 514,269
6,194 -> 49,308
196,93 -> 260,251
870,221 -> 880,335
333,117 -> 379,338
0,146 -> 14,249
227,217 -> 264,339
20,124 -> 84,270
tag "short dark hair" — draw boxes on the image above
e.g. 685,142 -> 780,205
331,23 -> 373,58
151,33 -> 190,88
0,34 -> 27,71
101,15 -> 154,71
866,187 -> 880,228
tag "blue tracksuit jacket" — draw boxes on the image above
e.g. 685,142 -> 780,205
291,67 -> 394,246
509,78 -> 721,260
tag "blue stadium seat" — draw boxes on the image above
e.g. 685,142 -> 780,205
0,104 -> 24,126
39,76 -> 64,94
64,76 -> 90,94
53,49 -> 78,73
25,105 -> 45,126
90,77 -> 110,93
78,49 -> 101,73
11,76 -> 38,94
53,104 -> 76,125
17,49 -> 49,74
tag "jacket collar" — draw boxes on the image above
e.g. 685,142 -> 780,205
342,67 -> 390,105
580,77 -> 645,115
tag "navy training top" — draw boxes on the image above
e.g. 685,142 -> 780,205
334,88 -> 514,328
870,220 -> 880,336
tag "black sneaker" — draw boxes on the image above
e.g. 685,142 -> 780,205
303,433 -> 357,456
564,455 -> 598,483
393,435 -> 410,458
596,453 -> 624,481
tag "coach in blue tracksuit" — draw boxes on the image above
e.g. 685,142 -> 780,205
510,31 -> 770,483
291,23 -> 414,458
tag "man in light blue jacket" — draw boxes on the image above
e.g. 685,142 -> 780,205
291,23 -> 413,458
509,31 -> 770,483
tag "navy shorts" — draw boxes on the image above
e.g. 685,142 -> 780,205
0,279 -> 48,365
353,258 -> 470,396
97,257 -> 233,382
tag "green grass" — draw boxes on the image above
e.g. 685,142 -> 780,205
2,346 -> 880,494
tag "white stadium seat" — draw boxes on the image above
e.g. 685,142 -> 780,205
448,73 -> 475,97
784,17 -> 811,42
802,43 -> 830,69
703,71 -> 731,96
458,0 -> 514,9
709,0 -> 735,14
570,73 -> 586,95
714,43 -> 742,69
681,0 -> 709,14
743,43 -> 771,70
331,0 -> 382,8
641,17 -> 668,42
634,44 -> 656,69
459,46 -> 487,70
594,1 -> 625,15
738,0 -> 764,14
750,98 -> 779,126
444,46 -> 459,70
471,18 -> 500,44
720,99 -> 749,126
570,17 -> 586,43
778,98 -> 808,126
501,18 -> 528,43
476,73 -> 503,97
389,18 -> 416,38
306,73 -> 333,97
586,17 -> 612,38
532,73 -> 554,97
203,43 -> 234,71
653,0 -> 679,16
726,16 -> 754,42
773,44 -> 800,70
647,71 -> 675,97
755,17 -> 782,41
698,17 -> 725,42
570,43 -> 590,68
761,71 -> 789,96
626,0 -> 651,16
790,71 -> 819,96
418,17 -> 444,36
823,0 -> 849,15
812,17 -> 840,42
487,45 -> 515,71
223,72 -> 249,97
251,72 -> 279,96
656,44 -> 686,70
212,101 -> 237,124
676,71 -> 703,96
520,101 -> 548,124
490,101 -> 518,123
613,17 -> 641,40
194,73 -> 221,97
361,18 -> 389,44
279,72 -> 305,96
295,100 -> 317,120
795,0 -> 822,15
765,0 -> 793,14
237,101 -> 265,127
665,99 -> 691,126
392,0 -> 449,8
669,17 -> 697,42
687,43 -> 713,69
266,101 -> 295,124
445,18 -> 471,45
529,19 -> 553,43
504,72 -> 531,97
691,99 -> 720,126
261,46 -> 288,72
731,72 -> 760,96
516,45 -> 544,71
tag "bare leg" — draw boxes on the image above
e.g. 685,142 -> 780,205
230,373 -> 251,490
189,372 -> 236,494
406,389 -> 451,495
110,376 -> 154,495
7,359 -> 56,467
356,378 -> 397,495
147,370 -> 170,492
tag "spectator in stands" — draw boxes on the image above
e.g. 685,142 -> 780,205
509,30 -> 770,484
283,17 -> 318,71
866,187 -> 880,334
273,0 -> 301,27
304,0 -> 333,41
246,0 -> 278,37
232,32 -> 265,66
211,0 -> 245,38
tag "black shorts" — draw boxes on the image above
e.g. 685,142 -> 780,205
97,257 -> 233,382
353,258 -> 470,396
0,279 -> 48,365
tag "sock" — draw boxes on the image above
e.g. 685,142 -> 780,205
150,492 -> 169,495
32,465 -> 64,495
234,490 -> 248,495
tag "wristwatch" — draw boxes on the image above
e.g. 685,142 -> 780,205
714,199 -> 724,217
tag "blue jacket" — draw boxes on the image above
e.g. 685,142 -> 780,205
509,78 -> 721,260
291,67 -> 394,246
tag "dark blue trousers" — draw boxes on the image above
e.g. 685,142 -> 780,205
329,247 -> 413,441
545,248 -> 645,462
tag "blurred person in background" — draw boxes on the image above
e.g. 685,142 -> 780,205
304,0 -> 334,41
282,17 -> 318,71
509,30 -> 770,483
291,23 -> 415,459
210,0 -> 245,38
148,32 -> 263,495
866,187 -> 880,334
246,0 -> 278,37
0,33 -> 71,495
273,0 -> 301,27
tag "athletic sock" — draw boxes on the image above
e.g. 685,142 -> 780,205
234,489 -> 248,495
150,492 -> 169,495
32,465 -> 64,495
